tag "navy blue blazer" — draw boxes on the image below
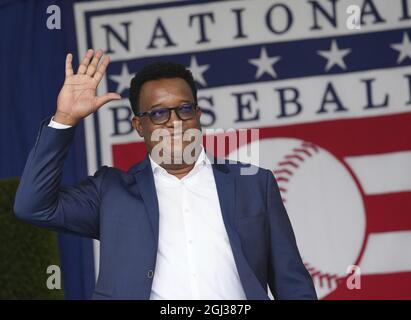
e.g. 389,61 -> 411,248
14,119 -> 317,300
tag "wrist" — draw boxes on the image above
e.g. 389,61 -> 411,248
53,111 -> 79,126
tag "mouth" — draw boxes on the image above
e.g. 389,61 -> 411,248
166,130 -> 184,137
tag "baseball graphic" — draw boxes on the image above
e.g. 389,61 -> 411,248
229,138 -> 367,299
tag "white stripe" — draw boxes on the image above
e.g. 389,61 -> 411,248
359,231 -> 411,275
96,66 -> 411,155
345,151 -> 411,195
79,0 -> 411,61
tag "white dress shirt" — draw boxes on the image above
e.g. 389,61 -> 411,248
49,118 -> 72,129
49,119 -> 246,300
149,147 -> 246,300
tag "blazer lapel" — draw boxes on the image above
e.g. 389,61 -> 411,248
212,162 -> 236,227
212,161 -> 269,300
133,156 -> 160,245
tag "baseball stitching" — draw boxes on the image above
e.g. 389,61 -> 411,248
273,141 -> 341,290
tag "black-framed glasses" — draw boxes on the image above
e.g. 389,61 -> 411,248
136,102 -> 198,125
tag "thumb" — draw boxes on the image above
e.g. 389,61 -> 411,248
95,92 -> 122,109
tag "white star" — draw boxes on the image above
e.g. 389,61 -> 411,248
248,47 -> 281,79
391,32 -> 411,64
317,40 -> 352,71
109,63 -> 133,94
188,55 -> 210,87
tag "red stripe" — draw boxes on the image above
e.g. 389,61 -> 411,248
111,113 -> 411,170
259,112 -> 411,158
112,141 -> 147,171
324,272 -> 411,300
364,192 -> 411,233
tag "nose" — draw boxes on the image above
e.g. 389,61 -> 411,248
165,109 -> 180,128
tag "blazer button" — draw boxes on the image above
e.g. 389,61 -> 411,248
147,269 -> 154,279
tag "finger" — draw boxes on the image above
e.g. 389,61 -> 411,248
93,55 -> 110,84
86,49 -> 103,77
65,53 -> 74,78
77,49 -> 94,74
94,92 -> 122,109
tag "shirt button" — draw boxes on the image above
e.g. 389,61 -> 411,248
147,269 -> 154,279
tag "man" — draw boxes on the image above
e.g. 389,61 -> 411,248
14,49 -> 317,300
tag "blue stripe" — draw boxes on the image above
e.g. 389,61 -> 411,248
107,27 -> 411,95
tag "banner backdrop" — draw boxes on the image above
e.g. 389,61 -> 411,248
73,0 -> 411,299
4,0 -> 409,299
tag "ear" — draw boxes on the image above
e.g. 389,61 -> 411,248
132,116 -> 144,137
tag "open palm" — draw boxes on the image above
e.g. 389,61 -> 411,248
55,49 -> 121,125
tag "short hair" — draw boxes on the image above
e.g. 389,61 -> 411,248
128,61 -> 197,115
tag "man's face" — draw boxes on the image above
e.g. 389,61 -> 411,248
131,77 -> 202,165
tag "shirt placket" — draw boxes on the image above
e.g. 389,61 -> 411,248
181,180 -> 200,299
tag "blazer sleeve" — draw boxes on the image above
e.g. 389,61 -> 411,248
13,118 -> 107,239
265,169 -> 317,300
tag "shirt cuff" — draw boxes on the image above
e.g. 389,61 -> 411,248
48,117 -> 73,129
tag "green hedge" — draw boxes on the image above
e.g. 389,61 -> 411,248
0,178 -> 64,299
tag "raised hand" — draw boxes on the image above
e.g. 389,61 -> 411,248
54,49 -> 121,126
